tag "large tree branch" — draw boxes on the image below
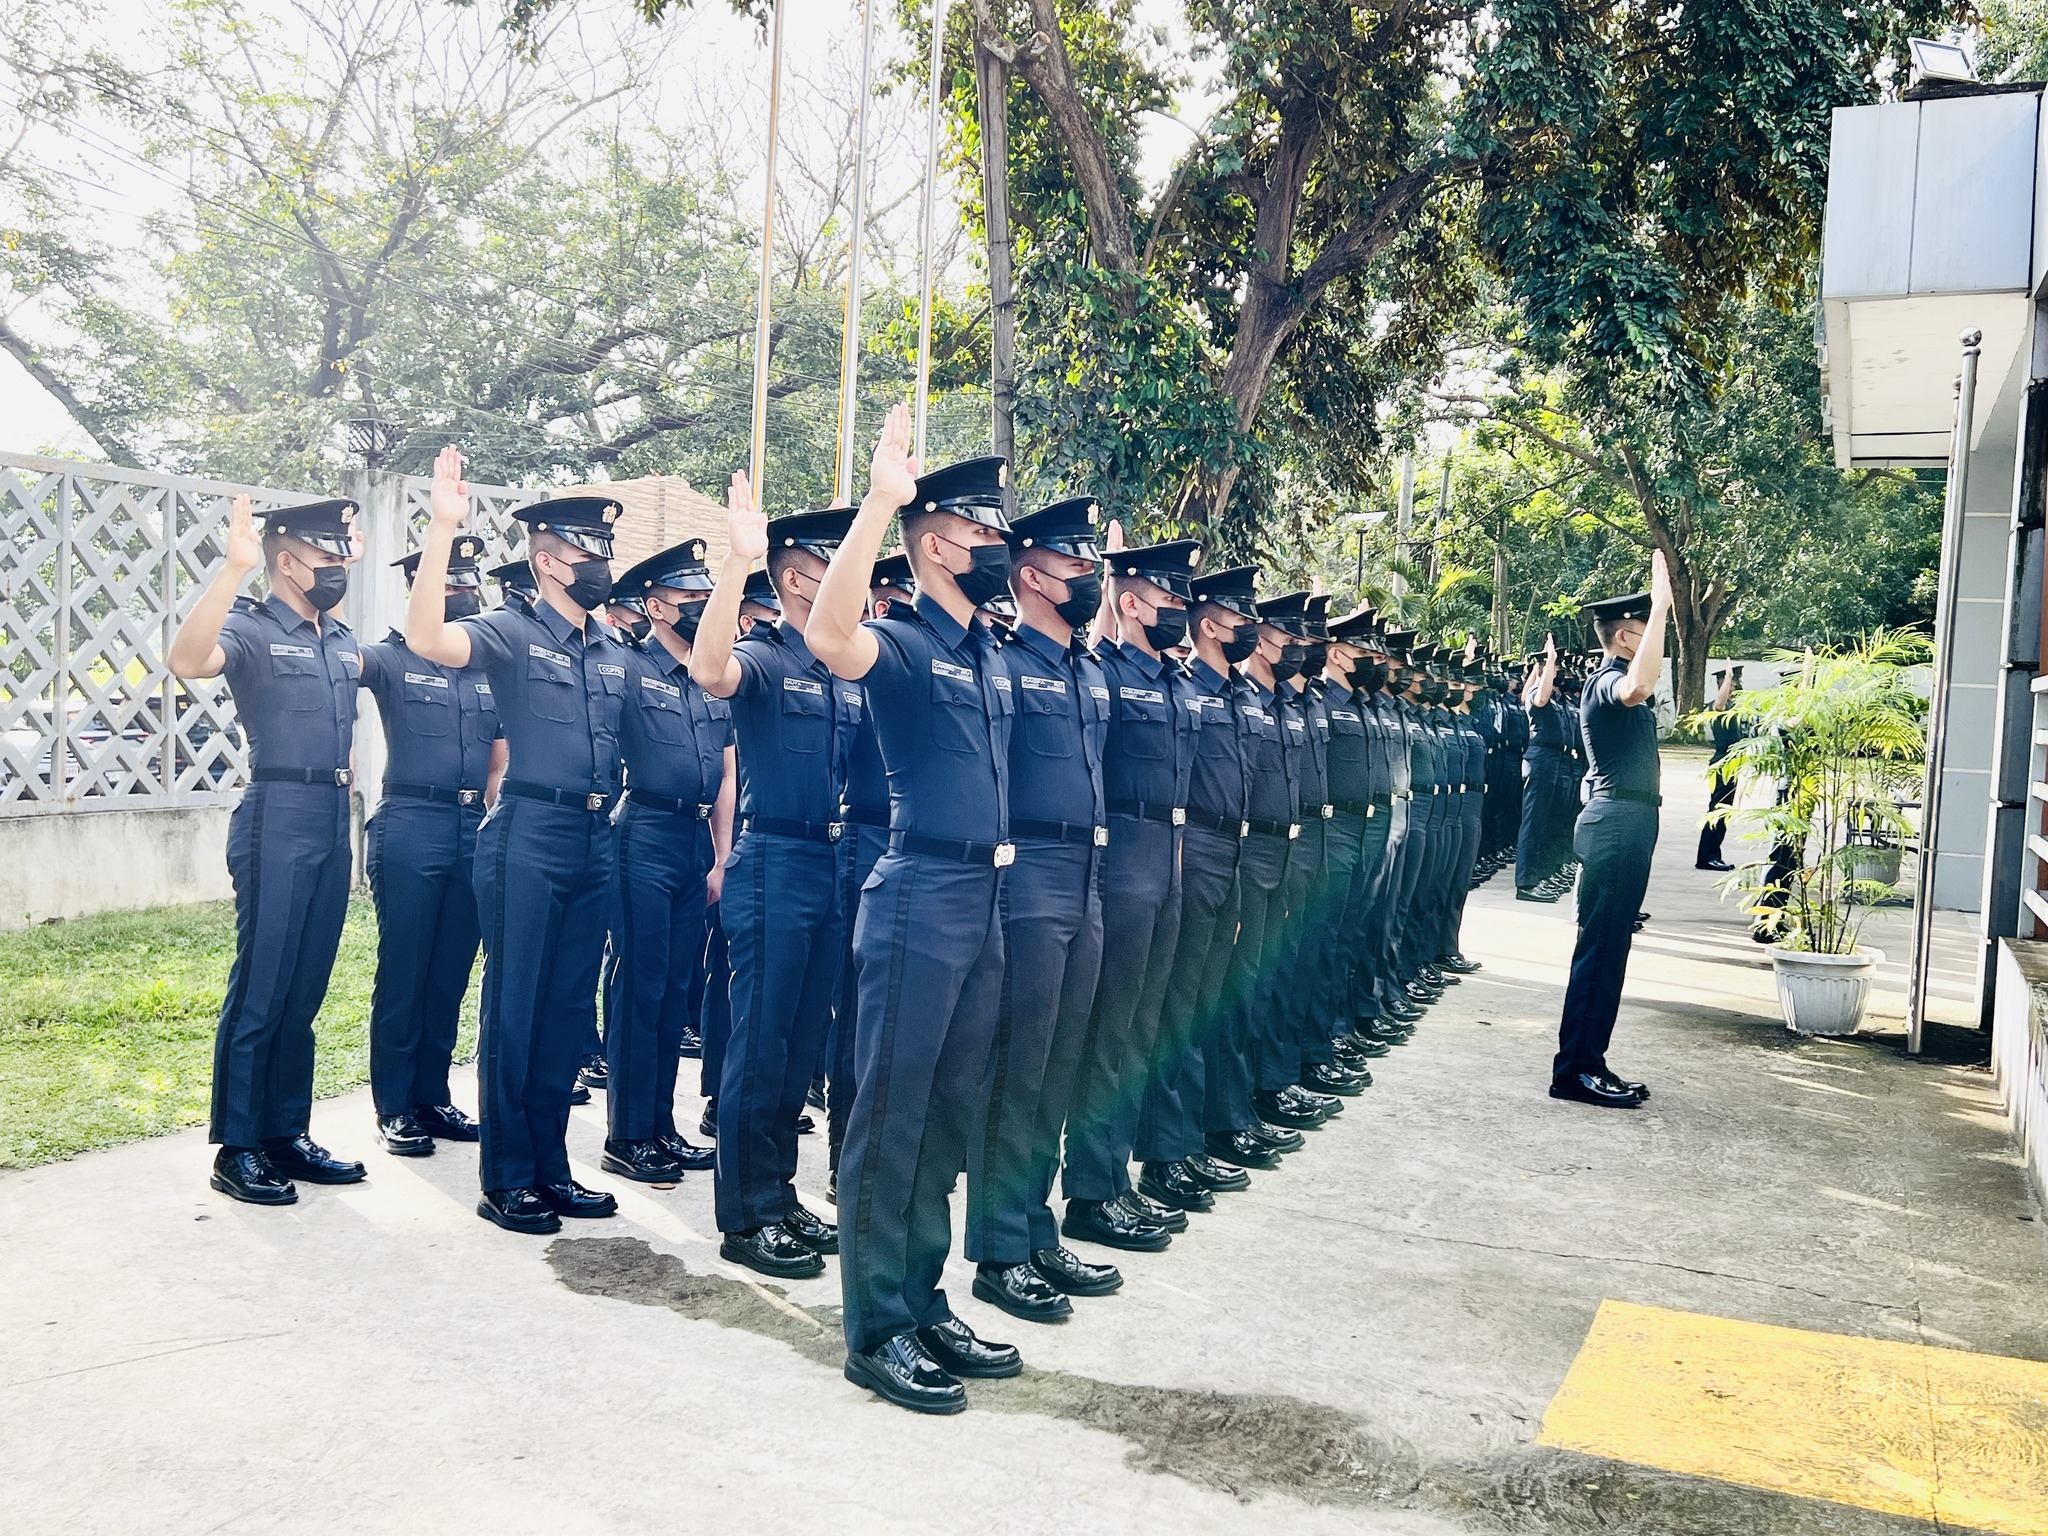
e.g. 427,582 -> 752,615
0,311 -> 142,467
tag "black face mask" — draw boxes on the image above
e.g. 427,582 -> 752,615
443,590 -> 481,623
1048,569 -> 1103,630
1140,604 -> 1189,653
1273,643 -> 1305,684
670,601 -> 705,644
939,538 -> 1013,609
296,564 -> 348,612
554,556 -> 613,613
1220,621 -> 1259,666
1354,661 -> 1389,695
1302,642 -> 1328,677
617,612 -> 651,644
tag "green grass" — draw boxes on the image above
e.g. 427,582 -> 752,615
0,895 -> 479,1169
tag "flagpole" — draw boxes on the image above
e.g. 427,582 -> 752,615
913,0 -> 950,465
750,0 -> 788,496
835,0 -> 882,503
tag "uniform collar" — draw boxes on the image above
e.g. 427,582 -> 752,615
1324,680 -> 1354,707
262,592 -> 343,637
912,591 -> 983,654
773,616 -> 825,671
1012,621 -> 1071,669
1114,639 -> 1168,680
1188,655 -> 1231,695
534,597 -> 595,648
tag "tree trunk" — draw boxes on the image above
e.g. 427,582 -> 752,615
974,38 -> 1016,499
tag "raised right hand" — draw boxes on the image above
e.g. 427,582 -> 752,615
1544,631 -> 1557,661
224,494 -> 261,576
1649,548 -> 1673,608
727,470 -> 768,563
429,445 -> 469,529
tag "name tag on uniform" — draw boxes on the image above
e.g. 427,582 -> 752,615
269,643 -> 314,659
1121,687 -> 1164,704
640,676 -> 680,698
1088,686 -> 1109,701
784,677 -> 824,695
476,683 -> 492,697
596,663 -> 626,678
1332,710 -> 1359,722
1242,707 -> 1269,723
991,675 -> 1011,691
1286,719 -> 1305,733
1020,675 -> 1065,694
932,660 -> 972,682
403,672 -> 448,688
842,690 -> 862,707
340,652 -> 360,668
529,644 -> 570,667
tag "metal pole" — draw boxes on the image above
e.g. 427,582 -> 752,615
1907,327 -> 1982,1054
749,0 -> 788,495
913,0 -> 950,465
835,0 -> 882,503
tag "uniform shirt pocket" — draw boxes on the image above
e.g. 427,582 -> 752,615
1115,686 -> 1170,760
636,677 -> 692,745
929,659 -> 983,754
401,672 -> 453,737
525,646 -> 579,723
267,643 -> 324,711
780,675 -> 829,754
1015,675 -> 1074,758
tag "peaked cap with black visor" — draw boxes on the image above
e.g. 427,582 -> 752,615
1582,591 -> 1654,626
261,497 -> 358,557
1189,564 -> 1260,619
516,495 -> 622,559
617,538 -> 714,599
1255,590 -> 1313,636
1004,495 -> 1103,560
766,506 -> 857,561
490,559 -> 537,598
395,534 -> 485,587
1110,538 -> 1203,600
900,455 -> 1012,531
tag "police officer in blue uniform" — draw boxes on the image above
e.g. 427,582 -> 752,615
1331,613 -> 1410,1045
404,447 -> 629,1235
1518,634 -> 1572,901
808,410 -> 1025,1414
490,559 -> 537,612
692,492 -> 855,1278
1437,659 -> 1487,974
169,493 -> 367,1204
1064,538 -> 1207,1218
356,534 -> 505,1157
602,539 -> 733,1183
1313,609 -> 1392,1071
1362,629 -> 1423,1027
963,497 -> 1129,1324
1553,559 -> 1671,1108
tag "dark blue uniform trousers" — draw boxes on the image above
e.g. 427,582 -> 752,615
1383,797 -> 1432,990
1555,800 -> 1658,1079
838,854 -> 1005,1355
365,799 -> 482,1118
1353,799 -> 1407,1018
1333,804 -> 1393,1023
606,803 -> 714,1142
828,824 -> 890,1170
1518,756 -> 1575,890
1063,819 -> 1181,1201
697,901 -> 730,1098
1440,787 -> 1485,957
1211,830 -> 1290,1131
968,844 -> 1103,1261
1137,825 -> 1239,1164
472,799 -> 613,1191
717,832 -> 844,1233
1303,810 -> 1365,1041
1257,824 -> 1319,1092
210,782 -> 352,1147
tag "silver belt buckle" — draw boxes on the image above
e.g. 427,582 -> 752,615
1092,826 -> 1109,847
335,768 -> 353,786
828,821 -> 845,841
585,792 -> 607,812
1366,804 -> 1376,817
1239,820 -> 1251,838
697,803 -> 714,820
1320,803 -> 1334,819
1170,807 -> 1186,827
1287,823 -> 1301,840
457,789 -> 481,807
993,841 -> 1016,868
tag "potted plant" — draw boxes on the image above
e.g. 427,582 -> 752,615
1694,630 -> 1928,1035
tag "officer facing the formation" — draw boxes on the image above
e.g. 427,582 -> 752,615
1519,633 -> 1572,902
809,409 -> 1025,1415
356,534 -> 505,1158
1064,536 -> 1206,1219
966,496 -> 1122,1326
1552,551 -> 1672,1109
602,539 -> 733,1184
406,446 -> 630,1234
169,493 -> 367,1205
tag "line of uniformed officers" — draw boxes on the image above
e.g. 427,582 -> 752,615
169,408 -> 1535,1415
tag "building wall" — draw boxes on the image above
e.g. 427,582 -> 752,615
0,806 -> 232,929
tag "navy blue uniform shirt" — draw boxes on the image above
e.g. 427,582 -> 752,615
218,594 -> 361,773
1323,680 -> 1373,806
1364,691 -> 1408,798
456,599 -> 627,795
1238,678 -> 1297,827
358,631 -> 500,791
1292,679 -> 1331,815
1402,698 -> 1438,794
1099,640 -> 1194,811
1003,622 -> 1106,828
1581,656 -> 1661,801
1526,697 -> 1569,758
858,593 -> 1012,843
730,618 -> 852,826
1183,657 -> 1246,823
619,644 -> 733,807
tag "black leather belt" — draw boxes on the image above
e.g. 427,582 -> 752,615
629,789 -> 715,819
889,831 -> 1017,867
502,779 -> 614,813
1597,790 -> 1664,808
1183,806 -> 1249,838
1107,799 -> 1185,827
839,805 -> 891,829
746,815 -> 844,843
1012,817 -> 1110,848
1246,815 -> 1301,839
254,766 -> 351,786
1330,797 -> 1379,817
384,781 -> 484,807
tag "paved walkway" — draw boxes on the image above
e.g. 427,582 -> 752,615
3,751 -> 2043,1534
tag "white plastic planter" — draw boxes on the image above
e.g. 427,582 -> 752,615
1769,945 -> 1883,1036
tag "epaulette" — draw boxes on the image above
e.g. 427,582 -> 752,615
232,594 -> 267,615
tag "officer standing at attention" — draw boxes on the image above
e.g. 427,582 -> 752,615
1313,611 -> 1391,1071
1518,634 -> 1569,902
968,497 -> 1126,1322
356,534 -> 505,1158
1338,618 -> 1413,1043
1064,537 -> 1206,1219
490,559 -> 537,612
1696,666 -> 1742,872
808,408 -> 1024,1414
405,447 -> 629,1235
602,539 -> 733,1183
1436,662 -> 1487,975
1552,552 -> 1671,1109
691,490 -> 855,1278
169,493 -> 367,1204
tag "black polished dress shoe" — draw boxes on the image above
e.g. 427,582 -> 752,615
477,1186 -> 561,1234
1061,1197 -> 1172,1252
1032,1244 -> 1124,1296
806,1078 -> 828,1111
1516,886 -> 1559,903
678,1022 -> 703,1058
1605,1071 -> 1650,1099
1302,1062 -> 1366,1096
376,1112 -> 435,1157
1286,1083 -> 1343,1117
1252,1088 -> 1327,1130
918,1316 -> 1022,1378
1244,1120 -> 1305,1154
1202,1129 -> 1280,1170
577,1052 -> 610,1091
796,1112 -> 816,1135
1402,981 -> 1437,1004
1382,996 -> 1424,1022
1439,953 -> 1481,974
1117,1188 -> 1187,1233
782,1201 -> 839,1254
570,1083 -> 592,1106
845,1332 -> 966,1414
1549,1072 -> 1644,1108
698,1101 -> 718,1138
538,1179 -> 618,1218
721,1223 -> 826,1278
211,1147 -> 296,1205
601,1138 -> 685,1184
1182,1152 -> 1251,1190
1420,963 -> 1451,987
1335,1032 -> 1391,1059
413,1103 -> 479,1141
1139,1160 -> 1218,1210
656,1132 -> 716,1171
260,1134 -> 366,1185
973,1260 -> 1073,1321
826,1167 -> 838,1204
1697,859 -> 1734,872
1632,911 -> 1650,932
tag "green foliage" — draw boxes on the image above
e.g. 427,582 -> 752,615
1696,629 -> 1930,955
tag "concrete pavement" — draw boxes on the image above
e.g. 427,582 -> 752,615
3,750 -> 2043,1534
